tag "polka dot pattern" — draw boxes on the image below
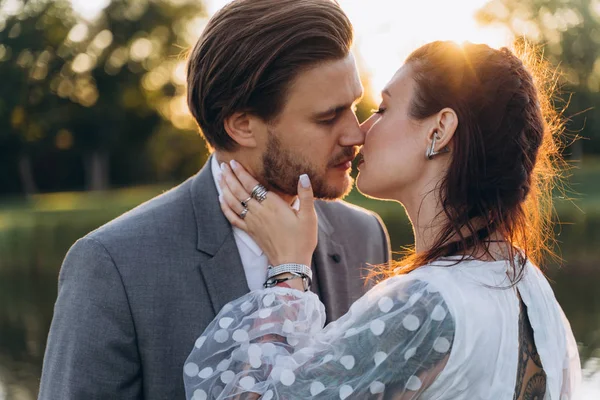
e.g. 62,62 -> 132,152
378,296 -> 394,313
194,336 -> 206,349
339,384 -> 353,399
184,278 -> 456,400
232,329 -> 249,343
431,304 -> 447,321
220,370 -> 234,385
374,351 -> 387,366
282,319 -> 294,334
192,389 -> 207,400
370,381 -> 385,394
263,293 -> 275,307
219,317 -> 234,329
404,347 -> 417,361
198,367 -> 213,379
262,390 -> 274,400
370,319 -> 385,336
280,369 -> 296,386
340,355 -> 355,370
322,354 -> 334,363
239,376 -> 255,390
310,381 -> 325,395
216,358 -> 230,372
214,329 -> 229,343
402,314 -> 420,331
184,362 -> 199,377
406,375 -> 422,391
240,301 -> 253,313
433,337 -> 451,353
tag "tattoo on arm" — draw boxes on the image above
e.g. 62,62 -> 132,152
513,299 -> 546,400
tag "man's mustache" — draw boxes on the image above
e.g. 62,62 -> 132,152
328,147 -> 358,167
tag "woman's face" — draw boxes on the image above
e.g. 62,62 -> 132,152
356,65 -> 435,203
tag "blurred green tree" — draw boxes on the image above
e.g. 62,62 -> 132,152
0,0 -> 207,195
476,0 -> 600,158
0,0 -> 378,196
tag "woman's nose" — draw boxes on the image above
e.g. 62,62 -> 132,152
360,113 -> 377,134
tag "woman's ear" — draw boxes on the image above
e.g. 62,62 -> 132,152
428,107 -> 458,150
223,112 -> 258,148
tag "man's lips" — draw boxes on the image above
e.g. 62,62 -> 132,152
333,156 -> 356,169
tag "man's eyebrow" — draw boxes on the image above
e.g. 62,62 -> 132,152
382,88 -> 392,98
313,104 -> 351,119
313,93 -> 364,119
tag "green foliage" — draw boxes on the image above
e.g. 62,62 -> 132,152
0,0 -> 208,194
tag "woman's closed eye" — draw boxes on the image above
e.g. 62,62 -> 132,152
372,107 -> 386,115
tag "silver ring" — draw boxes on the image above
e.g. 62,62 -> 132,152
241,196 -> 252,208
251,184 -> 268,203
239,208 -> 249,219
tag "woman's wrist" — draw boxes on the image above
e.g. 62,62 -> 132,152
273,273 -> 305,291
269,255 -> 312,268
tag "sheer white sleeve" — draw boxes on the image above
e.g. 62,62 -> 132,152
559,307 -> 582,399
184,276 -> 455,400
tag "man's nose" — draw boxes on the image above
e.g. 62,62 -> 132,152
339,113 -> 365,147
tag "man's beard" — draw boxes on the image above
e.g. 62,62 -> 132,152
262,130 -> 355,200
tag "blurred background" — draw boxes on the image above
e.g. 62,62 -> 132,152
0,0 -> 599,398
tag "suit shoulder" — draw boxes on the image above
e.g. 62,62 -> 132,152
86,178 -> 196,245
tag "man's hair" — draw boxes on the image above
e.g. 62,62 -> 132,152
186,0 -> 353,151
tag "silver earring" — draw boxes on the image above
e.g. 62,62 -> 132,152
426,132 -> 450,160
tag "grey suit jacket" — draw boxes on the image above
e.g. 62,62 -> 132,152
38,159 -> 390,399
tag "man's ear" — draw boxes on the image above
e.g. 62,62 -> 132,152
223,112 -> 258,148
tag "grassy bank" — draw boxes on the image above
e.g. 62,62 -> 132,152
1,158 -> 599,273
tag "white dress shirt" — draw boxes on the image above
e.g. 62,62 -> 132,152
211,156 -> 299,290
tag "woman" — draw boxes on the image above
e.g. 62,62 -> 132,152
183,41 -> 581,399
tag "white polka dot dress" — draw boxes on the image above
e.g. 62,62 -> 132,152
184,276 -> 455,399
184,258 -> 581,399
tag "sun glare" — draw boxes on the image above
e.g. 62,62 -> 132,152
341,0 -> 513,98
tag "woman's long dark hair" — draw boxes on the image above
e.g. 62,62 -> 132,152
384,41 -> 565,282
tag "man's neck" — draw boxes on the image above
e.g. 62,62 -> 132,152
213,152 -> 297,206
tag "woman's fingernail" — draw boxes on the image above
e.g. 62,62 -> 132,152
230,159 -> 239,169
218,194 -> 224,203
299,174 -> 311,188
220,162 -> 226,172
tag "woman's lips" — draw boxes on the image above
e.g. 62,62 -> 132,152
356,153 -> 365,168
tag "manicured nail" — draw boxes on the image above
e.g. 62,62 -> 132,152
220,162 -> 226,171
218,194 -> 224,204
230,159 -> 239,169
299,174 -> 311,188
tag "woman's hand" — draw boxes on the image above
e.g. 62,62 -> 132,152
218,160 -> 318,268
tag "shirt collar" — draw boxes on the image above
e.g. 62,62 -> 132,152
211,155 -> 299,256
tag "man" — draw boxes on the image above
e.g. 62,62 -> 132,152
39,0 -> 390,398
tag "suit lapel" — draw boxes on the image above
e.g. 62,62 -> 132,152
191,156 -> 249,315
311,202 -> 351,323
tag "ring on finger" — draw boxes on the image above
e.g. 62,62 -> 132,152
251,184 -> 268,203
239,207 -> 249,219
241,196 -> 252,208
